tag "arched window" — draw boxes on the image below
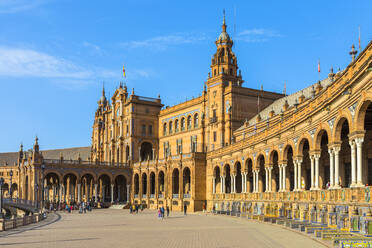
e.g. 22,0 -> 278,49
187,116 -> 192,130
181,117 -> 185,131
194,113 -> 199,128
229,68 -> 233,75
175,119 -> 179,132
169,121 -> 173,134
214,69 -> 216,76
163,123 -> 167,136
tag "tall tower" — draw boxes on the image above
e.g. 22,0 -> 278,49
206,13 -> 243,151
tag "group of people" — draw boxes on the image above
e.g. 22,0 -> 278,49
45,200 -> 96,213
129,204 -> 144,213
157,206 -> 170,219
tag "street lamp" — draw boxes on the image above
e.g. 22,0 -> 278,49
0,177 -> 4,218
9,170 -> 13,200
41,163 -> 45,212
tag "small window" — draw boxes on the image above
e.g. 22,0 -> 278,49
141,125 -> 146,136
181,117 -> 185,131
213,131 -> 217,142
148,125 -> 153,136
175,119 -> 179,132
187,116 -> 192,130
214,69 -> 216,76
169,121 -> 173,134
194,114 -> 199,128
163,123 -> 167,136
213,109 -> 217,118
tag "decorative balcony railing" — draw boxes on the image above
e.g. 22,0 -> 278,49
183,194 -> 191,199
150,194 -> 155,199
158,194 -> 164,198
172,194 -> 179,199
142,194 -> 147,199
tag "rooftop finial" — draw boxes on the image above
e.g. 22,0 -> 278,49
222,9 -> 227,32
102,82 -> 105,96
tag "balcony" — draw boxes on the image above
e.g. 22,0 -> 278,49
158,194 -> 164,198
183,194 -> 191,199
150,194 -> 155,199
142,194 -> 147,198
172,194 -> 179,199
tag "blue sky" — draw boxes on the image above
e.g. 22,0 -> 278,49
0,0 -> 371,152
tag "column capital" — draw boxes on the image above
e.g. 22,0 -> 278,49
309,150 -> 321,157
348,130 -> 365,141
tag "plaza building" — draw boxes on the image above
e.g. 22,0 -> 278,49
0,15 -> 372,232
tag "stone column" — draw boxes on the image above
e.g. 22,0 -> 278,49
279,165 -> 283,191
268,167 -> 272,192
310,155 -> 315,190
231,174 -> 235,193
334,146 -> 341,188
212,177 -> 216,194
328,149 -> 334,188
265,168 -> 269,192
111,184 -> 114,203
244,173 -> 248,193
314,154 -> 320,189
94,183 -> 98,203
126,184 -> 130,203
59,184 -> 63,202
220,176 -> 224,193
77,183 -> 81,203
297,160 -> 302,190
349,140 -> 357,187
294,161 -> 298,191
241,173 -> 245,193
282,164 -> 287,191
256,170 -> 259,193
355,137 -> 364,187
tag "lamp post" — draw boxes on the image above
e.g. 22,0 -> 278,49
9,170 -> 13,200
0,177 -> 4,219
41,163 -> 45,212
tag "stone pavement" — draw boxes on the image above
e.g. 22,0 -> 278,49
0,209 -> 326,248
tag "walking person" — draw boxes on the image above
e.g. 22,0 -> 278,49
166,206 -> 170,217
158,208 -> 161,220
161,206 -> 165,220
183,203 -> 187,216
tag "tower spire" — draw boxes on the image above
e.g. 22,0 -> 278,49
102,82 -> 105,97
222,9 -> 226,32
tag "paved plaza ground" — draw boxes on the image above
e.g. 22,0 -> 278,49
0,209 -> 326,248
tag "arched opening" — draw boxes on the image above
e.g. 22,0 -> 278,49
175,119 -> 179,132
318,131 -> 330,189
63,173 -> 77,203
181,117 -> 185,131
284,146 -> 295,191
334,119 -> 351,187
194,114 -> 199,128
45,172 -> 60,203
235,162 -> 242,193
183,167 -> 191,196
224,164 -> 231,193
363,103 -> 372,185
214,166 -> 221,193
187,116 -> 192,130
98,174 -> 111,203
172,169 -> 179,195
3,183 -> 9,198
246,159 -> 253,193
163,123 -> 167,136
140,142 -> 153,161
134,174 -> 139,196
158,171 -> 165,196
141,173 -> 147,197
270,151 -> 279,192
257,155 -> 265,192
114,175 -> 127,203
169,121 -> 173,134
81,174 -> 94,202
150,172 -> 155,195
299,139 -> 311,190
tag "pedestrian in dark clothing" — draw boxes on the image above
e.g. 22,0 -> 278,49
160,206 -> 165,219
166,206 -> 170,217
184,204 -> 187,216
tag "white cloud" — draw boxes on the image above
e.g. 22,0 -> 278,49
0,46 -> 153,84
237,28 -> 282,43
0,0 -> 47,14
0,46 -> 92,78
120,33 -> 208,50
82,42 -> 101,52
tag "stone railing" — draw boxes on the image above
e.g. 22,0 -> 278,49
43,159 -> 129,168
0,213 -> 45,231
213,187 -> 372,205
